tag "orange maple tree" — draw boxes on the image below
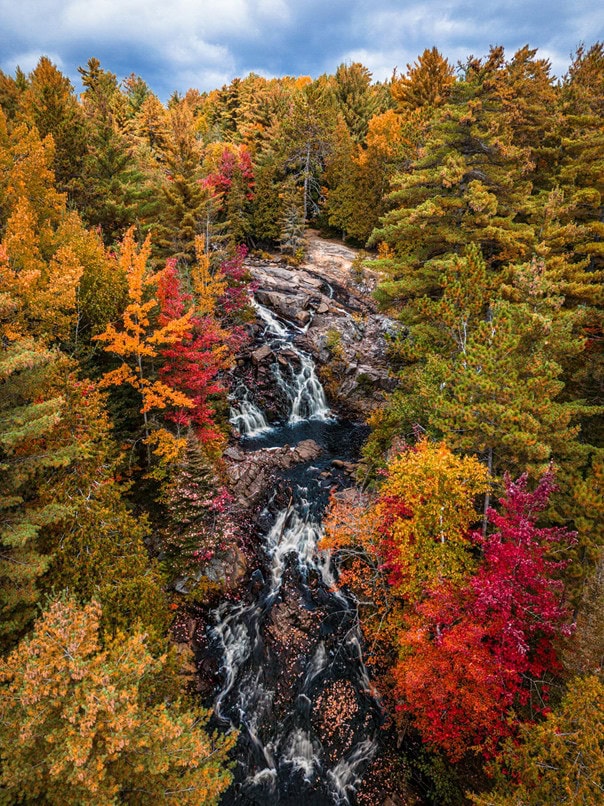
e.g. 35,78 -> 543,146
94,227 -> 194,457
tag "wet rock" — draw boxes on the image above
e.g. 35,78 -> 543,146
295,310 -> 311,326
173,546 -> 248,596
280,347 -> 301,363
331,459 -> 357,474
252,344 -> 273,364
266,265 -> 297,283
294,439 -> 323,463
204,546 -> 248,588
245,233 -> 398,418
300,275 -> 323,289
225,440 -> 323,508
250,568 -> 265,591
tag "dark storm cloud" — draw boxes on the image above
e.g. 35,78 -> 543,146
0,0 -> 601,99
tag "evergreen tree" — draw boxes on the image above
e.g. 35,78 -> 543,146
471,675 -> 604,806
0,336 -> 71,647
323,116 -> 360,239
17,57 -> 88,202
78,58 -> 155,241
391,47 -> 455,111
278,180 -> 306,256
250,154 -> 283,244
160,435 -> 235,596
332,62 -> 380,143
370,47 -> 537,314
154,99 -> 209,263
276,79 -> 336,220
0,69 -> 22,121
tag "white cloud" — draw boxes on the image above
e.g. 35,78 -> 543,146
0,50 -> 66,75
65,0 -> 252,44
0,0 -> 598,97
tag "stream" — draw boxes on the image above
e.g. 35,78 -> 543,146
211,302 -> 384,805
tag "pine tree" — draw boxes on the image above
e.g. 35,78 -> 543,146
154,99 -> 209,263
279,180 -> 306,256
332,62 -> 380,143
370,47 -> 536,314
276,79 -> 336,220
160,435 -> 235,595
391,47 -> 455,111
77,59 -> 156,242
323,116 -> 361,239
418,259 -> 583,479
0,336 -> 71,646
470,674 -> 604,806
250,153 -> 283,244
17,57 -> 88,202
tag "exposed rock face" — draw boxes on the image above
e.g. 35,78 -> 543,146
244,231 -> 401,418
225,440 -> 323,508
252,344 -> 273,364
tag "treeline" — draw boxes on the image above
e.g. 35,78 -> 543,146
0,42 -> 602,804
322,45 -> 604,805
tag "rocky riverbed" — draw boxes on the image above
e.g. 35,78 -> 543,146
184,234 -> 413,805
239,232 -> 401,420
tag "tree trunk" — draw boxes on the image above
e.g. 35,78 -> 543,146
482,446 -> 493,536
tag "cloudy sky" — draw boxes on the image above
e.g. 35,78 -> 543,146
1,0 -> 602,99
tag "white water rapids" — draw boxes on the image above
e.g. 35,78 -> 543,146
214,298 -> 380,804
229,302 -> 331,436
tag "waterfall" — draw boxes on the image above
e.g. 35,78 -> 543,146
254,301 -> 332,424
253,300 -> 290,338
211,499 -> 379,802
229,388 -> 272,437
210,294 -> 381,804
328,739 -> 377,804
281,351 -> 330,423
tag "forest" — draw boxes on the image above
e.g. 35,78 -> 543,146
0,41 -> 602,805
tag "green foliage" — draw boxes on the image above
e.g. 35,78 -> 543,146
375,439 -> 489,601
412,748 -> 466,806
325,327 -> 344,358
159,435 -> 233,598
278,181 -> 306,255
17,57 -> 89,202
332,62 -> 382,143
46,481 -> 170,645
250,155 -> 283,244
367,246 -> 587,482
370,47 -> 557,313
0,338 -> 71,646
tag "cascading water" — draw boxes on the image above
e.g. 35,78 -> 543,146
254,301 -> 331,425
230,387 -> 272,437
210,297 -> 382,804
275,352 -> 331,424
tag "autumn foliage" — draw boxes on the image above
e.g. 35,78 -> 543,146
0,598 -> 234,805
324,445 -> 575,762
0,41 -> 602,806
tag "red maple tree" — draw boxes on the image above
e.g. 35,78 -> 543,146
394,469 -> 575,760
156,261 -> 231,445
